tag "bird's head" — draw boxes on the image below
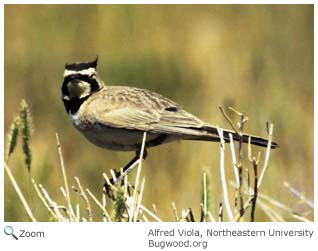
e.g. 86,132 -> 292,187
61,56 -> 103,113
62,56 -> 102,101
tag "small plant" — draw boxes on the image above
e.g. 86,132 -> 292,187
6,116 -> 20,162
20,99 -> 33,173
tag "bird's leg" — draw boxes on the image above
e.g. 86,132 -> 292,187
105,149 -> 148,199
121,149 -> 148,178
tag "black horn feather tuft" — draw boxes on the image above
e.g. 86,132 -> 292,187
65,56 -> 98,71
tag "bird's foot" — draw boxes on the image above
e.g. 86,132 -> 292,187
104,169 -> 135,200
104,169 -> 121,199
104,149 -> 147,199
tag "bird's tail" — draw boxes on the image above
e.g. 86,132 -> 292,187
183,125 -> 278,149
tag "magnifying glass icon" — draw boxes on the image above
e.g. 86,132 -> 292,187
4,226 -> 18,240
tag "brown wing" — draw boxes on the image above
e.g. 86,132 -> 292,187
84,86 -> 206,136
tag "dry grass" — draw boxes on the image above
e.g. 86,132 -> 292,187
4,101 -> 313,222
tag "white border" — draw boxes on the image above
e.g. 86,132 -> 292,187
1,0 -> 317,4
1,1 -> 316,250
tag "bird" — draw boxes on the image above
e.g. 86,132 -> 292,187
61,57 -> 278,186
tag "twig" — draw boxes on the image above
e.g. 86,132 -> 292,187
132,132 -> 147,222
4,163 -> 37,222
219,106 -> 240,135
32,179 -> 56,219
172,202 -> 179,221
74,176 -> 93,222
234,188 -> 238,215
102,187 -> 107,222
124,195 -> 162,222
220,106 -> 247,217
86,188 -> 111,221
56,133 -> 74,218
216,127 -> 233,220
233,197 -> 252,222
202,172 -> 208,221
185,208 -> 195,222
218,202 -> 223,222
229,134 -> 239,187
135,177 -> 146,221
207,211 -> 216,222
257,124 -> 273,189
140,209 -> 149,222
248,138 -> 261,222
236,110 -> 248,160
110,169 -> 118,183
181,209 -> 190,221
152,204 -> 158,215
38,184 -> 67,221
290,214 -> 311,222
237,164 -> 244,216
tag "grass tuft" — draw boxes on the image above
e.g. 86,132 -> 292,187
111,187 -> 126,222
20,99 -> 33,173
5,116 -> 20,162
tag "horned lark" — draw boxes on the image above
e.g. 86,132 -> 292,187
61,57 -> 278,182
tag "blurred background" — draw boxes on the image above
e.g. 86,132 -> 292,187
4,5 -> 313,221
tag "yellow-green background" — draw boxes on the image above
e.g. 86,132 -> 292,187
4,5 -> 313,221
